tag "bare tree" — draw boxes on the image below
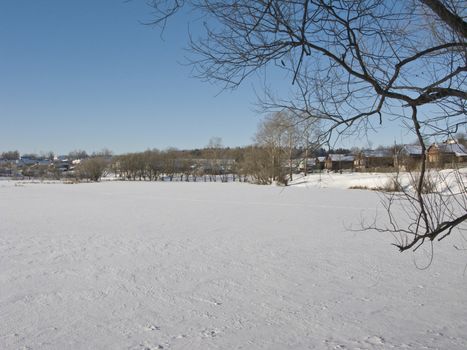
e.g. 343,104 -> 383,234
77,157 -> 109,182
162,148 -> 178,181
255,111 -> 300,184
147,0 -> 466,252
206,137 -> 224,181
146,149 -> 163,181
294,114 -> 322,176
41,151 -> 55,161
239,146 -> 273,185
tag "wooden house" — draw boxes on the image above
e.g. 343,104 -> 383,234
427,141 -> 467,167
354,149 -> 394,171
298,158 -> 317,172
394,145 -> 423,170
325,154 -> 354,171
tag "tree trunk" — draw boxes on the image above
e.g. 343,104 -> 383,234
419,0 -> 467,38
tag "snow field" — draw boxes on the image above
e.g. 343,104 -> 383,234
0,180 -> 466,349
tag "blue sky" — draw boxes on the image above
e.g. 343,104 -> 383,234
0,0 -> 405,155
0,0 -> 264,154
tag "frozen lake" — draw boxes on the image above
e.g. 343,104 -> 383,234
1,181 -> 466,349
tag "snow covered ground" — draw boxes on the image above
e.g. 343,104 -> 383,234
1,180 -> 466,349
289,168 -> 466,194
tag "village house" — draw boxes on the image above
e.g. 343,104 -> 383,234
394,145 -> 424,171
354,149 -> 394,171
297,158 -> 316,173
325,154 -> 354,172
317,156 -> 326,170
427,140 -> 467,167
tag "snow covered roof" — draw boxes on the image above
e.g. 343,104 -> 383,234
17,158 -> 37,166
400,145 -> 423,156
436,143 -> 467,156
361,149 -> 393,157
328,154 -> 354,162
299,158 -> 316,166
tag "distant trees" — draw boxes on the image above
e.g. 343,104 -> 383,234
206,137 -> 232,181
68,150 -> 88,160
115,152 -> 149,180
113,146 -> 238,182
145,149 -> 163,181
77,157 -> 109,182
41,151 -> 55,161
1,151 -> 20,160
71,149 -> 113,182
238,146 -> 272,185
297,118 -> 322,176
162,148 -> 178,181
107,141 -> 365,185
93,148 -> 113,158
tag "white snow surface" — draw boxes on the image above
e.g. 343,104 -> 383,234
289,168 -> 467,194
1,180 -> 466,349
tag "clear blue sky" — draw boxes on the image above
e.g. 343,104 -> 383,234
0,0 -> 403,155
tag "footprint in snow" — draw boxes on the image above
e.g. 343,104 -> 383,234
173,334 -> 187,339
201,329 -> 220,338
365,336 -> 385,345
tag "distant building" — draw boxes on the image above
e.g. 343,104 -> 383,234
17,157 -> 38,167
394,145 -> 424,171
427,141 -> 467,167
325,154 -> 354,171
316,156 -> 326,170
298,158 -> 316,172
354,149 -> 394,170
